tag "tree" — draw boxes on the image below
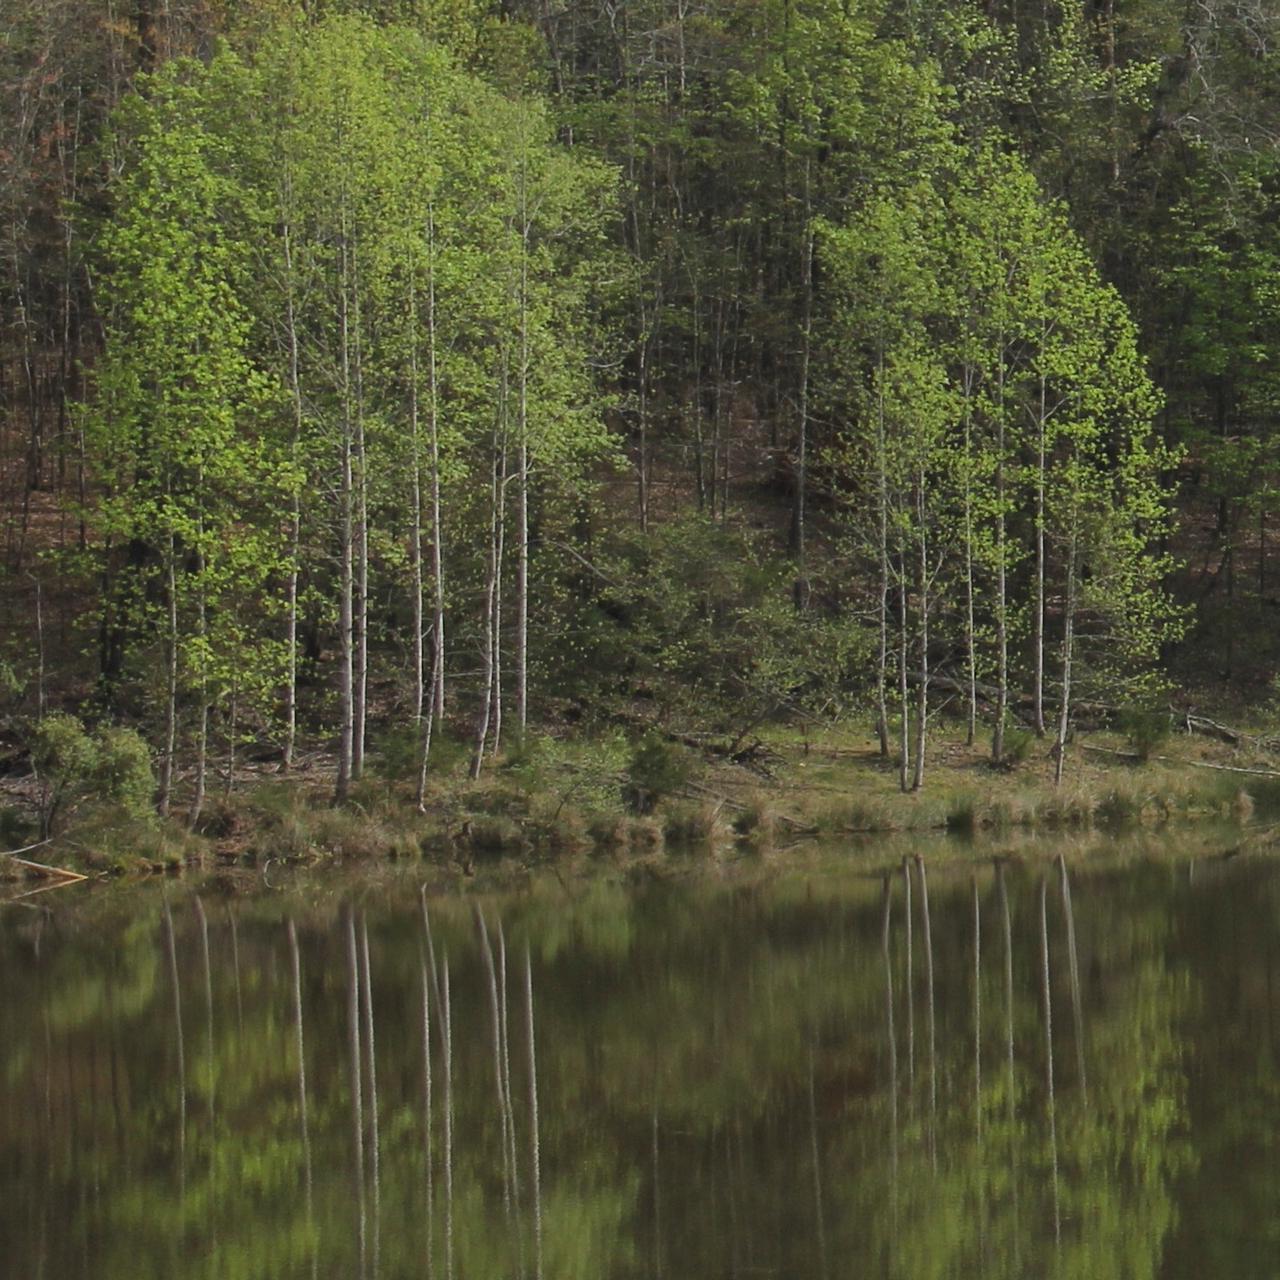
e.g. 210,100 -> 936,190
86,64 -> 289,818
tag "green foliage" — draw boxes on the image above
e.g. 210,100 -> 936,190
30,716 -> 156,836
31,713 -> 99,837
92,727 -> 155,818
1119,708 -> 1172,762
552,515 -> 870,730
999,728 -> 1035,769
31,713 -> 96,784
626,734 -> 693,812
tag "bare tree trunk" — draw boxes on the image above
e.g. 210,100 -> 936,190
911,475 -> 928,792
418,207 -> 446,808
875,361 -> 890,759
336,227 -> 355,805
516,154 -> 531,737
491,435 -> 508,760
471,437 -> 500,780
409,273 -> 425,727
1053,527 -> 1077,787
638,334 -> 650,533
281,211 -> 304,774
158,533 -> 179,818
1033,353 -> 1047,737
190,527 -> 207,830
353,246 -> 369,781
962,370 -> 978,745
792,163 -> 813,610
993,332 -> 1009,764
897,530 -> 911,794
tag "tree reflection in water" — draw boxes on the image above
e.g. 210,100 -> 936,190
2,843 -> 1247,1278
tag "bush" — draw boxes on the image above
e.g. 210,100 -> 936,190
31,713 -> 98,837
30,715 -> 156,837
998,728 -> 1035,770
94,727 -> 154,817
626,734 -> 692,813
1118,708 -> 1171,762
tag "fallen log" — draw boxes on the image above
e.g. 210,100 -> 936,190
1081,744 -> 1280,778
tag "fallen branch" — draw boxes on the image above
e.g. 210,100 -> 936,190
1081,744 -> 1280,778
0,837 -> 53,859
4,855 -> 89,881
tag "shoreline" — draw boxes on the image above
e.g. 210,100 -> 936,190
3,722 -> 1273,882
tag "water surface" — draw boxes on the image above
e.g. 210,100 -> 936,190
2,836 -> 1276,1277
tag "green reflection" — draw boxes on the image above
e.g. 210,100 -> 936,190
3,843 -> 1265,1278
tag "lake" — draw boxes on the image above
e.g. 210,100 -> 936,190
2,830 -> 1276,1277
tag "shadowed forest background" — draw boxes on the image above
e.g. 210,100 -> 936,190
3,0 -> 1280,825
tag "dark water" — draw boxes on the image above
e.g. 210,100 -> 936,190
2,839 -> 1278,1278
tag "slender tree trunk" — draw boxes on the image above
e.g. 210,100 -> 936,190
516,159 -> 531,737
638,333 -> 650,533
281,212 -> 304,774
1033,351 -> 1047,737
897,530 -> 911,794
353,244 -> 369,780
993,325 -> 1009,764
472,433 -> 501,779
962,370 -> 978,745
159,532 -> 179,818
875,359 -> 890,759
911,474 -> 928,792
409,272 -> 425,727
190,515 -> 207,830
792,164 -> 813,609
191,675 -> 207,827
1053,526 -> 1077,786
418,207 -> 446,808
491,436 -> 508,760
336,225 -> 355,805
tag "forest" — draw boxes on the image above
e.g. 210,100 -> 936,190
2,0 -> 1278,837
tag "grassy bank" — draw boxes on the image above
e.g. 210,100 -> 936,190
3,717 -> 1277,883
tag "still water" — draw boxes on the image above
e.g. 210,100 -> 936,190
1,836 -> 1276,1278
